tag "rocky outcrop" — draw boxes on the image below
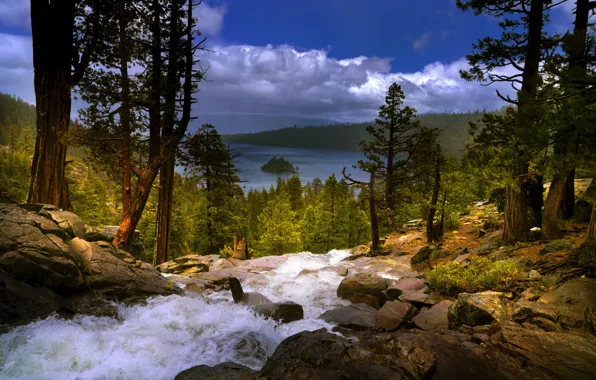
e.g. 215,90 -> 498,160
0,203 -> 174,325
175,362 -> 256,380
412,300 -> 454,331
336,272 -> 388,309
319,303 -> 376,330
229,277 -> 304,323
257,330 -> 414,379
156,254 -> 220,275
448,291 -> 509,329
374,300 -> 416,332
537,277 -> 596,331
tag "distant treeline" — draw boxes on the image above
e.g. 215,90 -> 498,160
222,111 -> 489,157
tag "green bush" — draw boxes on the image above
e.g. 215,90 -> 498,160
445,213 -> 461,230
219,245 -> 234,258
427,257 -> 522,295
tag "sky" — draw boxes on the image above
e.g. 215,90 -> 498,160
0,0 -> 580,124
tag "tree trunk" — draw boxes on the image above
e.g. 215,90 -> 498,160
426,158 -> 441,243
119,0 -> 132,219
585,204 -> 596,246
503,0 -> 543,243
386,125 -> 395,210
542,0 -> 587,238
369,172 -> 380,252
561,168 -> 575,219
155,0 -> 180,264
503,164 -> 530,243
28,0 -> 74,208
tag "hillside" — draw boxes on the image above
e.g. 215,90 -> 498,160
0,93 -> 36,146
222,111 -> 486,157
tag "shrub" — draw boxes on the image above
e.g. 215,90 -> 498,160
427,257 -> 522,295
445,213 -> 461,230
219,245 -> 234,258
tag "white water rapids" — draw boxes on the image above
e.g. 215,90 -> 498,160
0,249 -> 354,380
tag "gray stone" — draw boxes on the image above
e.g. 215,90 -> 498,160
449,291 -> 509,329
319,303 -> 377,330
374,300 -> 416,331
412,300 -> 454,331
175,362 -> 256,380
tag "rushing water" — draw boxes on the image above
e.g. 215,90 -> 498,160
0,250 -> 352,380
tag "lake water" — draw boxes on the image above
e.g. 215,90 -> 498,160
229,144 -> 367,190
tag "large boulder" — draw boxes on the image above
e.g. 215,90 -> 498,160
337,273 -> 388,309
257,330 -> 414,379
156,254 -> 219,275
374,300 -> 416,332
448,291 -> 509,329
85,225 -> 144,258
175,362 -> 256,380
319,303 -> 377,330
412,300 -> 454,331
370,332 -> 437,378
538,277 -> 596,331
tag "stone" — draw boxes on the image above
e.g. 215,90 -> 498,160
43,210 -> 87,239
350,244 -> 369,255
156,254 -> 216,274
448,291 -> 509,329
390,277 -> 426,292
371,331 -> 437,378
87,225 -> 144,258
538,277 -> 596,330
374,300 -> 416,331
471,333 -> 489,344
399,289 -> 437,307
412,300 -> 454,331
258,330 -> 412,379
527,270 -> 542,280
319,303 -> 377,330
453,253 -> 471,265
345,293 -> 381,309
254,301 -> 304,324
573,199 -> 593,222
411,246 -> 435,264
175,362 -> 256,380
512,299 -> 558,325
520,287 -> 543,301
336,272 -> 388,308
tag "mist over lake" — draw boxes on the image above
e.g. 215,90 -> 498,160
229,144 -> 368,190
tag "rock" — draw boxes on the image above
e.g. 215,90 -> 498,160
471,333 -> 489,344
538,277 -> 596,330
319,303 -> 376,330
255,301 -> 304,324
390,277 -> 426,292
87,225 -> 144,258
371,331 -> 437,378
540,239 -> 573,255
411,246 -> 435,264
175,362 -> 256,380
512,299 -> 558,325
412,300 -> 454,331
573,199 -> 593,222
156,254 -> 217,274
345,293 -> 381,309
448,291 -> 509,329
350,244 -> 369,255
527,269 -> 542,280
374,300 -> 416,332
210,258 -> 235,271
336,272 -> 388,307
42,210 -> 87,239
399,289 -> 437,307
499,323 -> 596,380
520,287 -> 543,301
258,330 -> 412,379
453,253 -> 471,265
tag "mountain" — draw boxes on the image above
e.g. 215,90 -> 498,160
222,111 -> 485,157
191,114 -> 344,134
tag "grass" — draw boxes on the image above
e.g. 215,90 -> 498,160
427,257 -> 523,295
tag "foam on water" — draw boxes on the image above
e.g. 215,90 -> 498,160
0,249 -> 353,380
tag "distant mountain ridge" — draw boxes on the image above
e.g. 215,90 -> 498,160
192,113 -> 344,134
222,111 -> 486,157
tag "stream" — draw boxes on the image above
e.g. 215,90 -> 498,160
0,250 -> 354,380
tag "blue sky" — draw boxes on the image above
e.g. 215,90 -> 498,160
0,0 -> 578,122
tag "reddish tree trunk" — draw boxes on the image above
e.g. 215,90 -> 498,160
426,157 -> 441,243
503,164 -> 529,243
28,0 -> 74,208
369,172 -> 380,252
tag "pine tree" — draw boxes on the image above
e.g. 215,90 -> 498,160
256,192 -> 302,256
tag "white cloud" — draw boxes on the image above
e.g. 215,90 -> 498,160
412,32 -> 431,52
196,2 -> 228,36
0,0 -> 30,30
195,44 -> 514,122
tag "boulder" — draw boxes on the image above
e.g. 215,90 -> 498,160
210,258 -> 235,272
449,291 -> 509,329
390,277 -> 426,292
319,303 -> 377,330
257,330 -> 413,379
453,253 -> 471,265
512,299 -> 559,331
527,269 -> 542,281
156,254 -> 217,274
86,225 -> 144,258
412,300 -> 454,331
573,199 -> 593,222
370,332 -> 437,378
175,362 -> 256,380
374,300 -> 416,332
411,246 -> 435,264
42,210 -> 87,239
538,277 -> 596,330
399,289 -> 438,307
336,272 -> 388,308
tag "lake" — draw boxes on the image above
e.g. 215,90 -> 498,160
229,144 -> 367,190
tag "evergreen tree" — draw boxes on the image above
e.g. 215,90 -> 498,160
255,191 -> 302,256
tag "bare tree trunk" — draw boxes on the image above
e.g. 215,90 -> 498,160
119,0 -> 132,220
28,0 -> 74,208
369,172 -> 380,252
503,164 -> 530,243
561,168 -> 575,219
543,174 -> 566,239
426,157 -> 441,243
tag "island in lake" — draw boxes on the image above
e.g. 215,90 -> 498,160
260,156 -> 298,174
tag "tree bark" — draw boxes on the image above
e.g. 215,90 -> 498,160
426,157 -> 441,243
502,0 -> 544,243
28,0 -> 74,208
369,171 -> 380,252
561,168 -> 575,219
542,0 -> 587,239
155,0 -> 180,264
119,0 -> 132,219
